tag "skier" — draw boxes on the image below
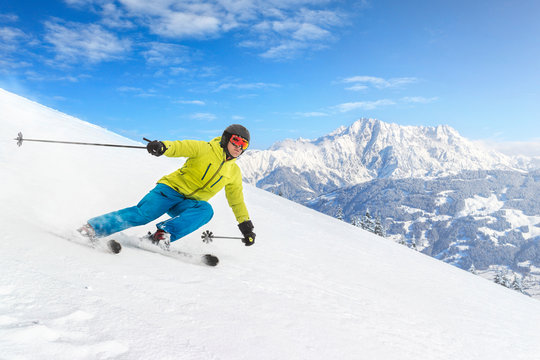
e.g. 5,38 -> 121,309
78,124 -> 256,249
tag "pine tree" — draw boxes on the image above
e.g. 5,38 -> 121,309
374,216 -> 386,237
494,270 -> 514,288
351,214 -> 362,227
512,277 -> 525,293
494,271 -> 505,286
503,273 -> 512,288
335,206 -> 344,221
361,210 -> 375,232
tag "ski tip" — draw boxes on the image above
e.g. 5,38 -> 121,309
107,240 -> 122,254
202,254 -> 219,266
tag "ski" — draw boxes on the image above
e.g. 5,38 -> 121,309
49,231 -> 122,254
139,242 -> 219,267
105,239 -> 122,254
114,233 -> 219,266
163,249 -> 219,267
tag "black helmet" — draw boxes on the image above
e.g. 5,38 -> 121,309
220,124 -> 250,149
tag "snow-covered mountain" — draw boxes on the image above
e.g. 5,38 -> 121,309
239,118 -> 522,201
3,88 -> 540,359
307,170 -> 540,297
239,118 -> 540,296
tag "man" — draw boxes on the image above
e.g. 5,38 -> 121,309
78,124 -> 255,249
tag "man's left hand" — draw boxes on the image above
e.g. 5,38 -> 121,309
238,220 -> 256,246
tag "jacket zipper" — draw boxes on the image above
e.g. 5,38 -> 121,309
201,163 -> 211,180
210,176 -> 223,188
186,160 -> 225,197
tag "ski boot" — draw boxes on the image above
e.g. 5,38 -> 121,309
77,223 -> 122,254
78,223 -> 97,240
145,229 -> 171,251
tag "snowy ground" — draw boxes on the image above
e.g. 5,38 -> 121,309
2,88 -> 540,359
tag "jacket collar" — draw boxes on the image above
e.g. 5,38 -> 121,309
211,137 -> 237,162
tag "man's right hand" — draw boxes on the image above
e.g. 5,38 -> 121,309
147,140 -> 166,156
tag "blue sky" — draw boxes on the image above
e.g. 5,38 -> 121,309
1,0 -> 539,151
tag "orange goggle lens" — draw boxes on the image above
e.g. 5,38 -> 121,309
230,134 -> 249,150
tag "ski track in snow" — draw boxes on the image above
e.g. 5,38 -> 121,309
0,235 -> 127,360
0,230 -> 224,360
2,88 -> 540,359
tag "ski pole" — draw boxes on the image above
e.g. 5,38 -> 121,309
14,132 -> 147,149
201,230 -> 243,244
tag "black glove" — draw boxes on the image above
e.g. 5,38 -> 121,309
238,220 -> 256,246
147,140 -> 166,156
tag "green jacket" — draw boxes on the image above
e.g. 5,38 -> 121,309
157,137 -> 250,223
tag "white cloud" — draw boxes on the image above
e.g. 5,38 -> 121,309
335,99 -> 395,112
170,66 -> 189,75
345,83 -> 369,91
149,11 -> 221,39
24,70 -> 89,82
63,0 -> 134,28
0,14 -> 19,22
401,96 -> 438,104
99,2 -> 135,29
116,86 -> 158,97
117,86 -> 142,92
343,76 -> 417,90
0,58 -> 31,71
0,27 -> 27,53
305,21 -> 341,43
191,112 -> 217,121
176,99 -> 206,105
0,27 -> 26,42
249,8 -> 344,59
142,42 -> 190,66
115,0 -> 224,38
296,111 -> 329,117
475,139 -> 540,158
214,81 -> 280,92
44,20 -> 132,64
68,0 -> 349,60
0,26 -> 38,71
260,40 -> 308,59
63,0 -> 94,6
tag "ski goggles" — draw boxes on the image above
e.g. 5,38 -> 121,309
229,134 -> 249,150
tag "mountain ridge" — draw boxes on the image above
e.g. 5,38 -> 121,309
239,118 -> 524,201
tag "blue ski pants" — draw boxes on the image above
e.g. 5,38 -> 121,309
88,183 -> 214,241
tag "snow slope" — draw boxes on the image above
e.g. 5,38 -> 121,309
2,88 -> 540,360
